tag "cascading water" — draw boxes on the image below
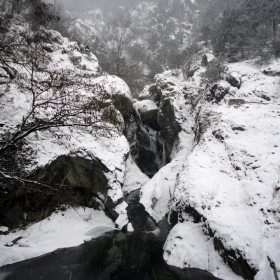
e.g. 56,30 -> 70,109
130,109 -> 167,178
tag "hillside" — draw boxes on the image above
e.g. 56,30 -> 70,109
0,1 -> 280,279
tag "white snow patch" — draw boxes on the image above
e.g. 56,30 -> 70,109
0,207 -> 114,267
123,155 -> 150,194
164,221 -> 243,280
134,100 -> 158,113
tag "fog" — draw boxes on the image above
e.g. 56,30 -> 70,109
50,0 -> 157,14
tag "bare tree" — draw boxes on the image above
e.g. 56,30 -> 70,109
0,5 -> 119,183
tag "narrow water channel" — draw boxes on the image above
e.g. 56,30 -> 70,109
0,189 -> 220,280
0,230 -> 220,280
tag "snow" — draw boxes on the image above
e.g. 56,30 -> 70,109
114,201 -> 129,230
0,21 -> 131,258
94,75 -> 132,100
206,53 -> 215,63
161,60 -> 280,279
127,223 -> 134,232
123,155 -> 150,194
140,157 -> 184,223
2,14 -> 280,280
134,100 -> 158,113
0,207 -> 114,267
140,69 -> 197,222
164,221 -> 243,280
140,58 -> 280,279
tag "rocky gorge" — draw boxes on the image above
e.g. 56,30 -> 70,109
0,12 -> 280,280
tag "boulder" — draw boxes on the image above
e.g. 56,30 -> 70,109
226,72 -> 242,89
0,226 -> 9,235
201,53 -> 215,67
231,124 -> 245,131
262,70 -> 280,77
34,155 -> 129,221
134,100 -> 160,130
93,75 -> 133,121
3,205 -> 25,229
206,83 -> 229,102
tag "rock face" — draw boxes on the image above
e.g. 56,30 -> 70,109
141,60 -> 280,280
111,93 -> 134,121
0,24 -> 132,229
35,155 -> 110,206
138,73 -> 186,161
139,85 -> 162,105
130,117 -> 166,178
158,98 -> 182,159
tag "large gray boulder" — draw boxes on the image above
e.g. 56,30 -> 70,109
134,100 -> 160,131
34,155 -> 122,219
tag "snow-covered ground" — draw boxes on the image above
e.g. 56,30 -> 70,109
0,207 -> 114,267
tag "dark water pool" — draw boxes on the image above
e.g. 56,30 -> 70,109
0,228 -> 220,280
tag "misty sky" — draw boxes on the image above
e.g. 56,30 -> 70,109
48,0 -> 157,13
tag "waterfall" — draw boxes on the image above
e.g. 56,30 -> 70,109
131,109 -> 167,178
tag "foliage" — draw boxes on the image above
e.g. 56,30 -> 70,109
205,0 -> 280,59
200,55 -> 227,83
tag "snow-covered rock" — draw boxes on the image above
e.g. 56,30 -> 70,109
123,155 -> 150,195
134,100 -> 159,130
0,20 -> 132,231
140,59 -> 280,279
226,71 -> 242,89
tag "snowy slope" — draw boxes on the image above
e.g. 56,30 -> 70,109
0,207 -> 114,267
140,57 -> 280,279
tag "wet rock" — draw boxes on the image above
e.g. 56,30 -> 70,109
126,203 -> 156,232
28,155 -> 121,221
36,155 -> 109,196
213,237 -> 257,280
158,98 -> 181,160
